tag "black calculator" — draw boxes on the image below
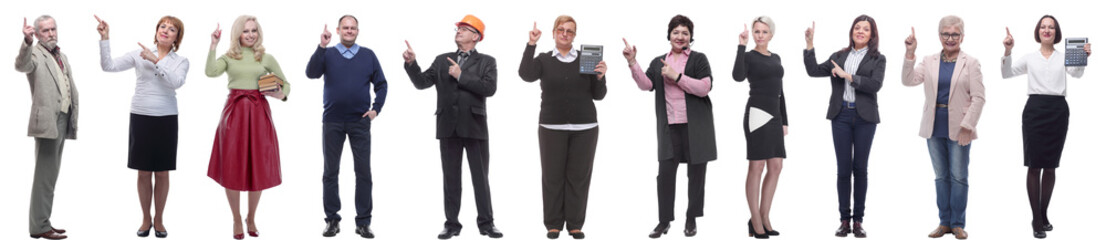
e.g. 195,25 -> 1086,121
579,44 -> 603,74
1065,38 -> 1088,66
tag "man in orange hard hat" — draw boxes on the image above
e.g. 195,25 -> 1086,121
403,14 -> 501,239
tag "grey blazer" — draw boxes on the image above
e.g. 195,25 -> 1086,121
15,41 -> 78,140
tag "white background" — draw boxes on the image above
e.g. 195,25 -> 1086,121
2,0 -> 1103,239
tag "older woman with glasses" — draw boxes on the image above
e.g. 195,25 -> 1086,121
902,15 -> 985,240
519,15 -> 607,240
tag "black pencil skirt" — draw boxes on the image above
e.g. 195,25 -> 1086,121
1022,95 -> 1068,169
128,113 -> 179,171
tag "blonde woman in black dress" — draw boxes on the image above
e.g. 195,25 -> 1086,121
733,16 -> 787,239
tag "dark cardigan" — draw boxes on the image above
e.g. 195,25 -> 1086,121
644,51 -> 718,164
518,44 -> 607,125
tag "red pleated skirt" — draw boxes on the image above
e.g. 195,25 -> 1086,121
207,89 -> 282,191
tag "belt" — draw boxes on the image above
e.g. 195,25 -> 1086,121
936,104 -> 948,108
843,102 -> 856,109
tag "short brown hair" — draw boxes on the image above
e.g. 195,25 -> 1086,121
1034,15 -> 1061,44
553,15 -> 576,33
154,16 -> 184,52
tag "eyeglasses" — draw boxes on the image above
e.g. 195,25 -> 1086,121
940,32 -> 962,41
554,28 -> 576,36
455,27 -> 478,34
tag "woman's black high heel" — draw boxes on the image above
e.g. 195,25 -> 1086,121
748,220 -> 769,239
137,225 -> 153,237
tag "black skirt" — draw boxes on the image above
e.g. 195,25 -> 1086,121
128,113 -> 179,171
1022,95 -> 1068,168
744,95 -> 786,160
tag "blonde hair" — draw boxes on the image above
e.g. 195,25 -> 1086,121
226,15 -> 265,62
939,15 -> 964,34
552,15 -> 576,33
754,16 -> 775,35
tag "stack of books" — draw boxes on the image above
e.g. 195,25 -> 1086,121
258,74 -> 283,92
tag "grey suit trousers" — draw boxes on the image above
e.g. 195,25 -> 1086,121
29,111 -> 68,234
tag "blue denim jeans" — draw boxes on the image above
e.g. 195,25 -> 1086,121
926,137 -> 970,228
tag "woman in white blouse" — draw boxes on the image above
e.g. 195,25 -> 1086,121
96,15 -> 189,238
1001,15 -> 1090,239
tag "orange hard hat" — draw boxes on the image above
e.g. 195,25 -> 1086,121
456,14 -> 485,41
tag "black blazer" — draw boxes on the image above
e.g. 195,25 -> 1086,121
803,48 -> 885,124
406,49 -> 498,140
644,51 -> 717,164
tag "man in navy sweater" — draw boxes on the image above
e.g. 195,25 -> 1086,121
306,14 -> 387,239
403,15 -> 501,239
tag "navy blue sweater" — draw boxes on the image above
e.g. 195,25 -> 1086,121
306,46 -> 388,122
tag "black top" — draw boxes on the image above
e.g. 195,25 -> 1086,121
733,45 -> 788,125
803,48 -> 886,124
644,51 -> 717,164
518,44 -> 607,125
406,49 -> 498,140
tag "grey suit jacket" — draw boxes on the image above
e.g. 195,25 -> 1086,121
15,41 -> 78,140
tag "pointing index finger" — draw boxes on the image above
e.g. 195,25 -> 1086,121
831,60 -> 840,67
447,57 -> 458,66
911,27 -> 915,36
405,40 -> 412,49
622,38 -> 629,47
24,17 -> 28,27
137,42 -> 149,51
1006,27 -> 1011,36
94,15 -> 102,23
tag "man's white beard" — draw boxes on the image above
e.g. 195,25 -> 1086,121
40,40 -> 57,50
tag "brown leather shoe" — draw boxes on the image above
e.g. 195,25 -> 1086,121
928,225 -> 951,238
952,227 -> 968,239
50,228 -> 66,234
30,230 -> 67,239
835,220 -> 851,237
852,221 -> 867,238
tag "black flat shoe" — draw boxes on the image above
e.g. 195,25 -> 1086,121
322,219 -> 340,237
437,228 -> 460,239
684,219 -> 697,237
568,231 -> 585,239
137,226 -> 153,237
546,230 -> 560,239
479,226 -> 503,238
648,222 -> 669,238
748,220 -> 769,239
154,230 -> 168,238
355,225 -> 374,239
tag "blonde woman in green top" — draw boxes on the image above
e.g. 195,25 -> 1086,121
204,15 -> 289,240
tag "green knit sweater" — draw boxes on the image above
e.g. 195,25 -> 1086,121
205,47 -> 290,99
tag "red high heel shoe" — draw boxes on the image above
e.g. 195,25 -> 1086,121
233,233 -> 244,239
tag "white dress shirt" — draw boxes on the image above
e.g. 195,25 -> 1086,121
1001,50 -> 1085,96
100,40 -> 189,116
842,47 -> 868,102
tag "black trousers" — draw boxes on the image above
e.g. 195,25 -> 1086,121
539,126 -> 599,231
440,137 -> 495,230
657,124 -> 707,222
322,118 -> 373,226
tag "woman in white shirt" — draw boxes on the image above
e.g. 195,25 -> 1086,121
1000,15 -> 1091,239
97,15 -> 189,238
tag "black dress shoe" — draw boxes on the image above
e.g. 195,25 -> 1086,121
748,220 -> 769,239
1043,224 -> 1053,231
154,230 -> 168,238
766,229 -> 780,236
138,226 -> 152,237
355,225 -> 374,239
852,222 -> 867,238
834,220 -> 851,237
437,228 -> 460,239
546,230 -> 560,239
322,219 -> 340,237
1034,230 -> 1047,239
684,219 -> 697,237
648,222 -> 670,238
568,230 -> 585,239
480,226 -> 503,238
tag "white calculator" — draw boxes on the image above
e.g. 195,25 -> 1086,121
1065,38 -> 1088,66
579,44 -> 603,74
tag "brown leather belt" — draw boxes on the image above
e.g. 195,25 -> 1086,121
936,104 -> 949,108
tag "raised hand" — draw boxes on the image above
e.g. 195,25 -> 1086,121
905,27 -> 917,59
94,15 -> 109,40
446,57 -> 462,79
320,24 -> 331,48
403,40 -> 416,64
528,21 -> 542,45
739,24 -> 749,46
594,60 -> 607,79
23,17 -> 34,43
1003,27 -> 1014,56
622,38 -> 637,65
661,61 -> 678,81
210,23 -> 222,50
138,42 -> 158,64
805,21 -> 815,50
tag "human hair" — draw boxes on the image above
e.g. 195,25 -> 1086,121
153,16 -> 184,52
226,15 -> 265,62
33,15 -> 54,31
753,16 -> 775,35
844,14 -> 879,56
1034,15 -> 1062,44
938,15 -> 964,35
553,15 -> 576,33
338,15 -> 358,25
667,14 -> 694,40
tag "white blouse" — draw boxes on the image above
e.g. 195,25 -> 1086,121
1001,50 -> 1085,96
100,40 -> 189,116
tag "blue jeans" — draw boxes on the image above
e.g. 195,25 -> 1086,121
831,106 -> 876,222
926,137 -> 970,228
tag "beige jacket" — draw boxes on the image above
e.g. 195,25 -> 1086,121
15,41 -> 78,140
902,52 -> 984,140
